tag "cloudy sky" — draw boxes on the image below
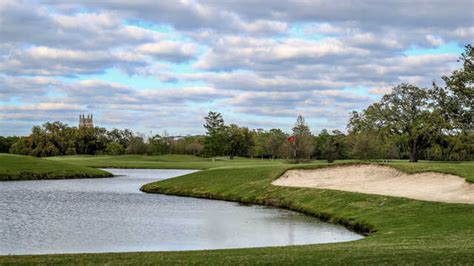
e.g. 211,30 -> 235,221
1,0 -> 473,136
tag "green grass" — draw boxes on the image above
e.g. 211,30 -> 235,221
0,153 -> 112,180
48,154 -> 474,183
1,155 -> 473,264
46,154 -> 287,170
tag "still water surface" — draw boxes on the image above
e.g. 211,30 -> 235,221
0,169 -> 362,255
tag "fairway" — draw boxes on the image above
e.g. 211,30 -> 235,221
0,154 -> 112,181
46,154 -> 286,170
1,155 -> 473,264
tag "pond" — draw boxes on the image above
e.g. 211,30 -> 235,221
0,169 -> 362,255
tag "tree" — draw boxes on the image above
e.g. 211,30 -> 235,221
203,111 -> 227,158
148,134 -> 167,155
250,129 -> 268,159
127,136 -> 147,154
9,137 -> 32,155
349,84 -> 435,162
107,129 -> 133,148
105,142 -> 125,155
268,128 -> 287,159
185,141 -> 204,156
348,130 -> 383,160
347,111 -> 395,160
291,115 -> 314,162
433,44 -> 473,133
429,45 -> 474,161
0,136 -> 19,153
225,124 -> 254,159
314,129 -> 345,163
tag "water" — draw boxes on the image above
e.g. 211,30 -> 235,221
0,169 -> 362,255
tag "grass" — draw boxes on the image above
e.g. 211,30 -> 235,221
1,155 -> 473,264
46,154 -> 286,170
0,153 -> 112,180
48,154 -> 474,183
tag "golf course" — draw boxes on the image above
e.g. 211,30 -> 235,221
1,154 -> 473,264
0,154 -> 112,181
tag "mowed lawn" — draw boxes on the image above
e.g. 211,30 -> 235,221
1,155 -> 473,264
0,153 -> 112,180
48,154 -> 474,183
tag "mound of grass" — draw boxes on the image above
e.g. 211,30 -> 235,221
0,153 -> 112,181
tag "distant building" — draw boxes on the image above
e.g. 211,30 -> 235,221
79,114 -> 93,128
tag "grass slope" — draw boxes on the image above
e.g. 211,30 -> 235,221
2,157 -> 473,264
0,153 -> 112,180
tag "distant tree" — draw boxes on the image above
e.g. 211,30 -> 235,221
349,84 -> 436,162
250,129 -> 268,159
107,129 -> 133,148
74,126 -> 108,155
185,142 -> 204,156
347,130 -> 383,160
433,44 -> 473,133
105,141 -> 126,155
203,111 -> 227,158
148,134 -> 167,155
0,136 -> 19,153
291,115 -> 314,162
268,128 -> 287,159
9,137 -> 32,155
315,129 -> 339,163
127,136 -> 147,154
225,124 -> 254,159
429,45 -> 474,160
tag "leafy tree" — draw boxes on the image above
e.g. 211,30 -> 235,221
0,136 -> 19,153
314,129 -> 345,163
268,128 -> 287,159
225,124 -> 254,159
433,44 -> 473,133
291,115 -> 314,162
127,136 -> 147,154
203,111 -> 227,158
105,141 -> 126,155
148,134 -> 168,155
9,137 -> 33,155
185,141 -> 204,156
251,129 -> 269,159
429,45 -> 474,161
348,130 -> 383,160
349,84 -> 435,162
107,129 -> 133,148
74,127 -> 108,155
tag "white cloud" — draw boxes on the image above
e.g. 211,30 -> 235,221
0,0 -> 471,135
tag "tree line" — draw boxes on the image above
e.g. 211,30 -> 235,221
2,45 -> 472,162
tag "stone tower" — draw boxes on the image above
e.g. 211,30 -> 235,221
79,114 -> 93,128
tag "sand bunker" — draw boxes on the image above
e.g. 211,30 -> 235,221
273,165 -> 473,204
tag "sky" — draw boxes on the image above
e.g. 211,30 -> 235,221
0,0 -> 473,136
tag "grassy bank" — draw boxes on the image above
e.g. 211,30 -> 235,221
0,153 -> 112,181
1,156 -> 473,264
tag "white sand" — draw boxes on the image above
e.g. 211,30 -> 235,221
272,165 -> 474,204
